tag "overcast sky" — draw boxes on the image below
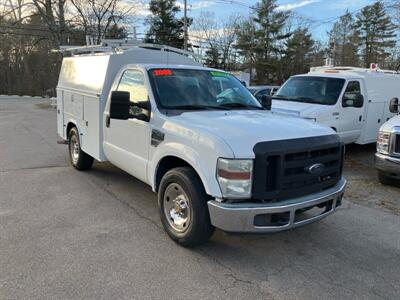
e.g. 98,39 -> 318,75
136,0 -> 377,42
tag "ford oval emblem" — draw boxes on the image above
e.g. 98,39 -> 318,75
306,163 -> 325,175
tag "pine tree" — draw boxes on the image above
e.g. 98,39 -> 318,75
236,0 -> 290,83
204,46 -> 221,69
282,28 -> 315,78
144,0 -> 190,49
355,1 -> 397,67
328,12 -> 359,66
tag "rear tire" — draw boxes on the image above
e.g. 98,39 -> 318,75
158,167 -> 215,247
378,172 -> 399,187
68,127 -> 94,170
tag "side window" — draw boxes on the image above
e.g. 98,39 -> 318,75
117,70 -> 148,104
343,81 -> 363,108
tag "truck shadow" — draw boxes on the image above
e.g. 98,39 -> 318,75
80,161 -> 398,297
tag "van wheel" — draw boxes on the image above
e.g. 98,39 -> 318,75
158,167 -> 215,247
68,127 -> 94,170
378,172 -> 399,187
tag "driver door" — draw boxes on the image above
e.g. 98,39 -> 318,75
337,80 -> 365,143
103,69 -> 151,183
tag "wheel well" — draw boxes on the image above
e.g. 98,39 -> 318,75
66,122 -> 76,137
155,156 -> 196,192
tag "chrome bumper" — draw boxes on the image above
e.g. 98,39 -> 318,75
207,178 -> 346,233
375,153 -> 400,175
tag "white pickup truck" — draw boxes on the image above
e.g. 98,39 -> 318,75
376,98 -> 400,186
272,66 -> 399,144
57,43 -> 346,246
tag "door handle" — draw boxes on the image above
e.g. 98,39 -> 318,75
332,112 -> 339,116
105,115 -> 110,128
359,115 -> 362,122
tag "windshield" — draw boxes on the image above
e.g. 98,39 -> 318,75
148,69 -> 262,110
275,76 -> 345,105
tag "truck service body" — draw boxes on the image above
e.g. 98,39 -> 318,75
57,43 -> 346,246
271,66 -> 400,144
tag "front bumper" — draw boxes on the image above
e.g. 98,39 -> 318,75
375,153 -> 400,176
207,178 -> 346,233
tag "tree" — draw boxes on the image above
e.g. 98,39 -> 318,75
328,11 -> 359,66
31,0 -> 68,46
70,0 -> 134,44
144,0 -> 189,49
355,1 -> 397,67
204,45 -> 221,68
236,0 -> 291,83
281,28 -> 315,79
193,11 -> 240,70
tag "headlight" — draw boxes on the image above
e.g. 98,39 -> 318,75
377,131 -> 390,154
216,158 -> 253,199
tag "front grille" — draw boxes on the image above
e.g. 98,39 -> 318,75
252,135 -> 344,202
395,134 -> 400,154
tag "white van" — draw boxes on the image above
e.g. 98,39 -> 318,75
271,66 -> 400,144
57,42 -> 346,246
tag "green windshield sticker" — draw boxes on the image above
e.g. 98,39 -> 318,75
210,71 -> 230,77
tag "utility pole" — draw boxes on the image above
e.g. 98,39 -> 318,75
183,0 -> 188,50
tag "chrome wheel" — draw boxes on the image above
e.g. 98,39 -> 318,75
70,134 -> 79,164
163,183 -> 191,233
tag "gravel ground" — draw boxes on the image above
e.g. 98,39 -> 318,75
0,98 -> 399,300
344,144 -> 400,215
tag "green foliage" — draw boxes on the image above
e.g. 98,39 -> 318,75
144,0 -> 191,49
236,0 -> 291,83
204,45 -> 221,69
355,1 -> 397,67
281,28 -> 315,79
328,11 -> 360,66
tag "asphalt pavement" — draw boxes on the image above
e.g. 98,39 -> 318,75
0,98 -> 399,299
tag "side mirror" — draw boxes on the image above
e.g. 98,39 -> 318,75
136,100 -> 151,111
110,91 -> 130,120
343,93 -> 363,108
131,100 -> 151,122
389,98 -> 399,114
260,95 -> 272,110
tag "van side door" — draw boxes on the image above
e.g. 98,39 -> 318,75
103,69 -> 151,183
337,80 -> 365,143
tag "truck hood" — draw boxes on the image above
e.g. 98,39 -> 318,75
380,115 -> 400,132
271,99 -> 327,118
169,110 -> 335,158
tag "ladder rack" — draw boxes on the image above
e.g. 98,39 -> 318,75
58,39 -> 200,59
310,65 -> 400,75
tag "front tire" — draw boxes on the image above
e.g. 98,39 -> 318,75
158,167 -> 215,247
378,171 -> 399,187
68,127 -> 94,170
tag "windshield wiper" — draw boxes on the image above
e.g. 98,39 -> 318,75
218,102 -> 265,110
292,96 -> 317,103
272,95 -> 290,99
165,104 -> 229,110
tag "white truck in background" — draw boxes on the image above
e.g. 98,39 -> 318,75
271,66 -> 400,144
376,98 -> 400,186
57,42 -> 346,246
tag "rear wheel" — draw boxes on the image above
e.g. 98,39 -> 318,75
68,127 -> 94,170
158,167 -> 215,247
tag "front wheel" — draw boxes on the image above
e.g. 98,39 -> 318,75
378,171 -> 399,187
158,167 -> 215,247
68,127 -> 94,170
